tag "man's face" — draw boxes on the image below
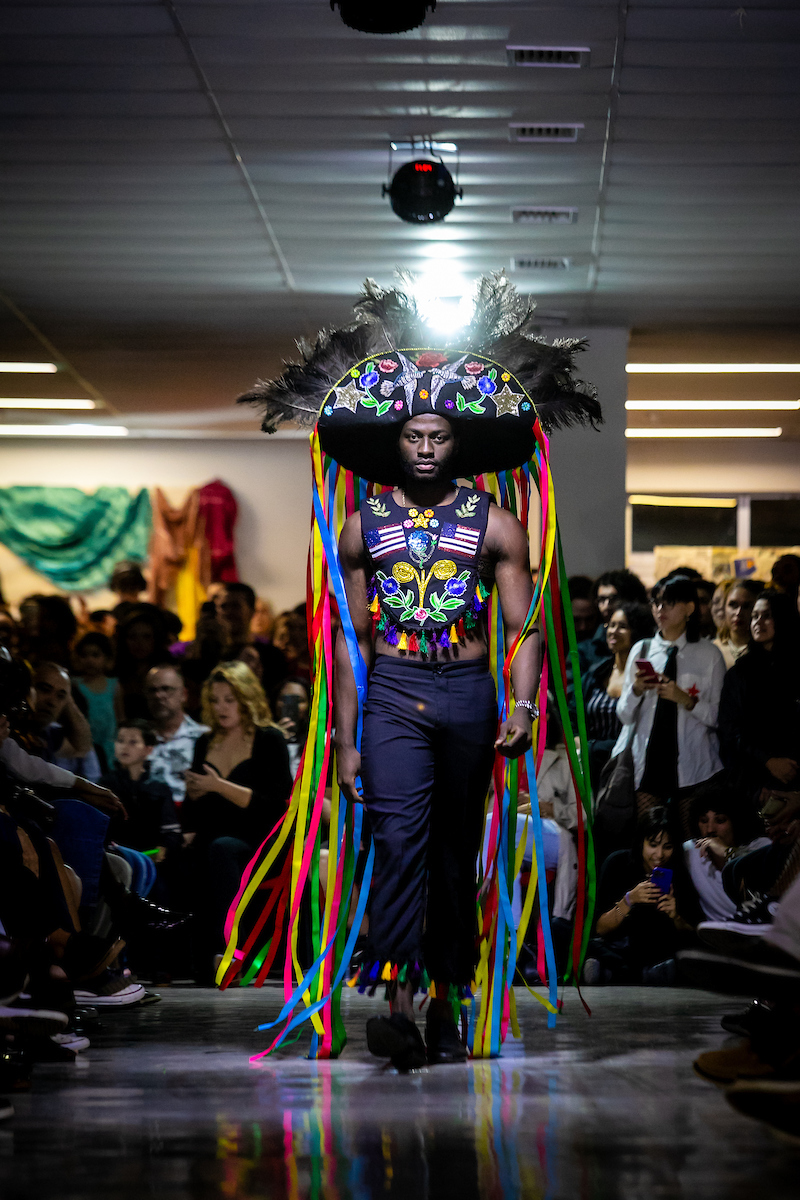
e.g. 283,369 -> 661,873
32,664 -> 71,726
398,415 -> 456,485
217,591 -> 253,641
596,585 -> 619,624
571,599 -> 599,641
145,667 -> 186,724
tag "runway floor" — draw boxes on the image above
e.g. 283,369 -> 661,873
3,985 -> 797,1200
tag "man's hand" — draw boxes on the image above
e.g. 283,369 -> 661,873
73,777 -> 127,819
494,710 -> 532,760
695,836 -> 729,868
336,744 -> 363,805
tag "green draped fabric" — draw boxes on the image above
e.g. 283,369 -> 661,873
0,485 -> 152,592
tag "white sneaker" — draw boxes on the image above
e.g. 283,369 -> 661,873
73,978 -> 146,1007
50,1031 -> 91,1053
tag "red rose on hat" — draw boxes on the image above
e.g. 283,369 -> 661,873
415,352 -> 448,369
464,361 -> 485,375
378,359 -> 398,373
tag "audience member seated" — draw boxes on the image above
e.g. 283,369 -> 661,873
100,719 -> 182,862
72,632 -> 123,772
108,560 -> 149,622
181,661 -> 292,979
712,579 -> 760,669
615,574 -> 726,833
18,594 -> 77,669
579,569 -> 649,676
567,575 -> 599,644
585,807 -> 699,986
216,583 -> 288,693
171,600 -> 228,717
115,608 -> 174,719
144,664 -> 208,807
683,779 -> 770,923
771,552 -> 800,606
582,600 -> 654,790
718,591 -> 800,797
29,662 -> 101,783
272,609 -> 310,682
274,677 -> 311,777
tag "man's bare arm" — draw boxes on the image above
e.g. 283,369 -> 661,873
490,507 -> 540,760
58,693 -> 94,759
333,512 -> 373,803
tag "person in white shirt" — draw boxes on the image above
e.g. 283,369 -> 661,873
144,665 -> 208,807
614,574 -> 726,833
682,781 -> 770,922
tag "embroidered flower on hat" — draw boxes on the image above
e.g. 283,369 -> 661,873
477,376 -> 497,395
381,578 -> 401,596
445,578 -> 468,598
403,519 -> 413,528
324,405 -> 333,415
393,399 -> 404,410
360,370 -> 379,388
378,359 -> 398,373
418,389 -> 429,400
414,607 -> 429,622
416,352 -> 448,369
465,362 -> 485,375
444,399 -> 455,409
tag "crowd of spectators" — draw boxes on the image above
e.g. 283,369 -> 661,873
0,568 -> 309,1100
2,549 -> 800,1138
567,554 -> 800,1141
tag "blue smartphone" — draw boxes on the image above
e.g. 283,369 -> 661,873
651,867 -> 673,894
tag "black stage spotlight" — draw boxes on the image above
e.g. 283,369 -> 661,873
331,2 -> 436,35
382,158 -> 462,224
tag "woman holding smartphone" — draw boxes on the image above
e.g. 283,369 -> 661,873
614,574 -> 726,833
584,807 -> 699,985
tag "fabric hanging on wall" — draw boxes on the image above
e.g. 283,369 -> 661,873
197,479 -> 239,583
0,485 -> 151,592
149,488 -> 210,640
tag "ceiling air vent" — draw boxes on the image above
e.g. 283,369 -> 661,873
509,123 -> 583,143
507,46 -> 590,68
511,256 -> 572,272
511,206 -> 577,225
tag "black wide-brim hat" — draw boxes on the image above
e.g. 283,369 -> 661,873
239,275 -> 601,485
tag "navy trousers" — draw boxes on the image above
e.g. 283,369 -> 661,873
360,655 -> 497,985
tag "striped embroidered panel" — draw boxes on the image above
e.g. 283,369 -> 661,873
438,524 -> 481,556
364,523 -> 407,560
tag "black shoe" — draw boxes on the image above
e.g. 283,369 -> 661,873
425,1014 -> 468,1065
514,943 -> 541,986
366,1013 -> 427,1071
721,999 -> 775,1038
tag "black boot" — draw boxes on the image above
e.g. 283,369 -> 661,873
366,1013 -> 427,1070
425,1011 -> 468,1065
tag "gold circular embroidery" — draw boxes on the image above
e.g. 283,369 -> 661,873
392,562 -> 415,583
432,559 -> 457,580
423,509 -> 434,518
408,508 -> 419,518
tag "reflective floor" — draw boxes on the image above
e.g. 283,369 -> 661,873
3,986 -> 797,1199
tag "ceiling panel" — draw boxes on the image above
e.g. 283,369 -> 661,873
0,0 -> 798,424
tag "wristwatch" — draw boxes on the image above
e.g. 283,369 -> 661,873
514,699 -> 539,720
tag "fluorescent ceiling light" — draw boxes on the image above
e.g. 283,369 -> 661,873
0,398 -> 95,410
627,363 -> 800,374
626,399 -> 800,411
625,427 -> 782,439
0,424 -> 127,437
0,362 -> 58,373
628,495 -> 737,509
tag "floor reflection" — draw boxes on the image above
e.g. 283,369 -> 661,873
207,1057 -> 553,1200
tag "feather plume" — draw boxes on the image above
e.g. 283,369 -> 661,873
238,272 -> 600,433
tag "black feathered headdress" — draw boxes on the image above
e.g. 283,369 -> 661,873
239,274 -> 601,484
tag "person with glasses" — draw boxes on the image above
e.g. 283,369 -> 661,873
144,664 -> 208,807
614,574 -> 726,835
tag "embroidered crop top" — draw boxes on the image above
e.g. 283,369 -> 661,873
361,487 -> 492,655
